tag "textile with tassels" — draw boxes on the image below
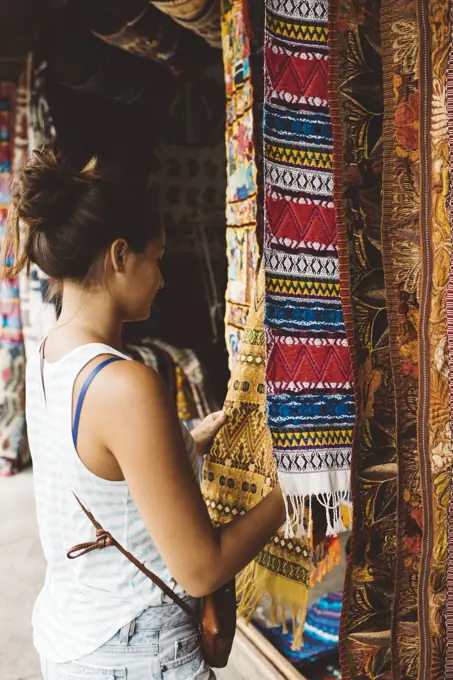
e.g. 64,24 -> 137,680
203,262 -> 342,649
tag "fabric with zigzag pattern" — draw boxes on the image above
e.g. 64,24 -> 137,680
264,0 -> 355,535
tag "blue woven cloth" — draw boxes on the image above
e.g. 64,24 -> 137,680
255,592 -> 342,675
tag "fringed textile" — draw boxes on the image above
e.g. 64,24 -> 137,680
263,0 -> 354,536
203,263 -> 316,648
255,591 -> 342,671
222,0 -> 260,368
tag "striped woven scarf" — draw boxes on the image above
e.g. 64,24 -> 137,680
263,0 -> 354,536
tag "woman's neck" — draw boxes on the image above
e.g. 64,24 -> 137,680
57,282 -> 123,350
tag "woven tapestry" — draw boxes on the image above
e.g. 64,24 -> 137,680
263,0 -> 354,535
203,263 -> 341,648
329,0 -> 398,677
222,0 -> 260,368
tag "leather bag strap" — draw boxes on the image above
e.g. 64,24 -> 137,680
68,494 -> 201,625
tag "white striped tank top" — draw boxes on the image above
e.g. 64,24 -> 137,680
26,342 -> 199,663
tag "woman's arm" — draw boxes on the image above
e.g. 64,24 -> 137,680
96,361 -> 286,598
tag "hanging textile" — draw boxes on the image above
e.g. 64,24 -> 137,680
0,83 -> 28,477
332,0 -> 453,676
423,0 -> 451,675
222,0 -> 260,368
149,0 -> 221,48
329,0 -> 397,676
263,0 -> 354,534
203,262 -> 341,647
255,591 -> 342,672
446,6 -> 453,677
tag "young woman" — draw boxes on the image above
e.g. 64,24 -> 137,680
7,150 -> 287,680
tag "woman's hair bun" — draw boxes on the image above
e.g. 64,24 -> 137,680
12,148 -> 86,234
5,147 -> 159,283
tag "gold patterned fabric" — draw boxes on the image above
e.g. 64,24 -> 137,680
426,0 -> 451,673
202,262 -> 342,648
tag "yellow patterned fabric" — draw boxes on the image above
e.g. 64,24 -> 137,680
427,0 -> 451,670
203,263 -> 340,648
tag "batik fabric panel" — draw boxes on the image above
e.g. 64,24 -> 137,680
329,0 -> 399,676
203,263 -> 329,648
263,0 -> 354,535
446,5 -> 453,677
424,0 -> 451,676
0,84 -> 28,477
222,0 -> 259,368
381,1 -> 426,678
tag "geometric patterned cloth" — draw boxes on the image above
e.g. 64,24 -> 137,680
263,0 -> 354,535
222,0 -> 260,368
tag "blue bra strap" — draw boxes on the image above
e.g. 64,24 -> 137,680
72,357 -> 124,448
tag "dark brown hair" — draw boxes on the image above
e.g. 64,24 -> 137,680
5,148 -> 160,282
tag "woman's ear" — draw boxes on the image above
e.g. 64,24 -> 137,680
110,239 -> 129,273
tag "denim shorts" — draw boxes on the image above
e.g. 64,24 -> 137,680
40,598 -> 216,680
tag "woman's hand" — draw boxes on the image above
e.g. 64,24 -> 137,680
191,410 -> 226,456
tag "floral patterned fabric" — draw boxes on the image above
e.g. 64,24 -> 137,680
330,0 -> 453,677
329,1 -> 397,676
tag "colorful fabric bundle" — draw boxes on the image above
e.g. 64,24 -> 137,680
222,0 -> 260,368
149,0 -> 221,48
124,338 -> 215,430
263,0 -> 355,535
0,83 -> 28,477
255,591 -> 342,669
